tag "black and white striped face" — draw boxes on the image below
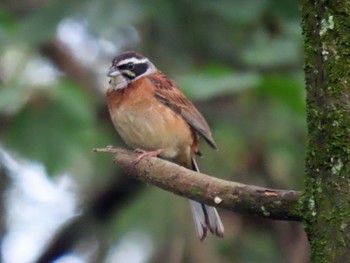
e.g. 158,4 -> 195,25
107,51 -> 156,90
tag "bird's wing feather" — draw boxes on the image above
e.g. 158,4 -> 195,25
148,73 -> 217,149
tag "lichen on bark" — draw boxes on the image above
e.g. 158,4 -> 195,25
301,0 -> 350,261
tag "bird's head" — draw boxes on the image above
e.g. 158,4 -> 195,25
107,51 -> 156,90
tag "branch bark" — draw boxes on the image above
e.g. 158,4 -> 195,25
95,147 -> 302,221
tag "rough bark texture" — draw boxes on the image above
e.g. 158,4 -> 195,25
301,0 -> 350,262
95,147 -> 302,221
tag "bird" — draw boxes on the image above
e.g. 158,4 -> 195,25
105,51 -> 224,240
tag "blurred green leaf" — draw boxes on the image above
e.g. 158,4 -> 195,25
15,1 -> 81,45
0,7 -> 17,50
85,0 -> 143,35
113,186 -> 197,254
5,80 -> 96,174
242,32 -> 301,67
0,85 -> 23,112
177,65 -> 260,100
268,0 -> 301,19
257,75 -> 305,113
203,0 -> 268,24
233,232 -> 286,263
0,7 -> 16,29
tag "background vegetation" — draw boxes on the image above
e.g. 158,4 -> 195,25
0,0 -> 308,262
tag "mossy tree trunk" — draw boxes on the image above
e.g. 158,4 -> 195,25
302,0 -> 350,262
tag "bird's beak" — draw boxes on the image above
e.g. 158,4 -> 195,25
107,67 -> 121,77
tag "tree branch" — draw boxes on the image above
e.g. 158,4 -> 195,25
94,147 -> 303,221
35,173 -> 143,263
40,40 -> 102,98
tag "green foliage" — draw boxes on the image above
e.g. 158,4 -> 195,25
0,82 -> 23,112
243,32 -> 301,67
257,75 -> 305,113
0,7 -> 16,50
115,187 -> 180,241
203,0 -> 268,24
178,65 -> 260,100
15,1 -> 81,45
233,232 -> 285,263
4,80 -> 97,174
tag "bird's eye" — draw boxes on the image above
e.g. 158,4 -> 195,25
126,62 -> 134,70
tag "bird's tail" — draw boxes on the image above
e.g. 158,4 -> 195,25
189,157 -> 224,241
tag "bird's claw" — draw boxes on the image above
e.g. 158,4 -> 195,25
134,148 -> 163,164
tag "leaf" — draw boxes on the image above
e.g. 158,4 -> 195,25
84,0 -> 143,35
242,32 -> 301,67
0,85 -> 23,112
203,0 -> 268,24
4,80 -> 96,174
177,66 -> 260,100
15,1 -> 81,45
257,75 -> 305,113
0,7 -> 17,50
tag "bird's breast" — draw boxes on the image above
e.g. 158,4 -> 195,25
106,82 -> 193,160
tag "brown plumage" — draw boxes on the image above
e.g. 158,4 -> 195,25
106,51 -> 224,240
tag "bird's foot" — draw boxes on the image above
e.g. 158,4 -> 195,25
134,148 -> 163,163
134,148 -> 147,154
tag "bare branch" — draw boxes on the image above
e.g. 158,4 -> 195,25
35,173 -> 143,263
95,147 -> 302,221
39,40 -> 102,98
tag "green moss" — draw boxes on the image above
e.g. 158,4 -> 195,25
301,0 -> 350,261
190,186 -> 205,197
261,206 -> 270,217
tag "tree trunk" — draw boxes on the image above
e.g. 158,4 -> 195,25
301,0 -> 350,262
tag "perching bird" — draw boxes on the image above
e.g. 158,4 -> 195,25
105,51 -> 224,240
